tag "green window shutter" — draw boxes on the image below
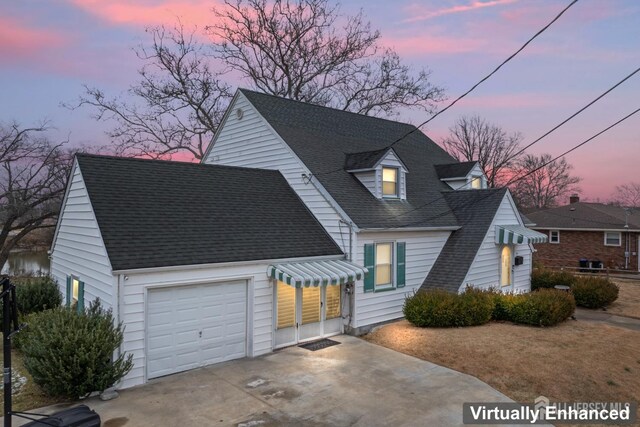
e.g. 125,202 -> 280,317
396,242 -> 406,288
77,281 -> 85,313
66,276 -> 71,307
364,244 -> 375,293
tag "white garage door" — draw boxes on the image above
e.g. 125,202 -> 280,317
146,280 -> 247,379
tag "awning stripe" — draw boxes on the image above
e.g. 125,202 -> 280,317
267,259 -> 368,288
495,224 -> 548,245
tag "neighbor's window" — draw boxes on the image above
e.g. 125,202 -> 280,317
549,230 -> 560,244
375,242 -> 393,288
604,232 -> 621,246
470,176 -> 482,189
382,167 -> 398,197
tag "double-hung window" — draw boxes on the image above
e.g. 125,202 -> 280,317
375,242 -> 394,289
604,232 -> 621,246
549,230 -> 560,244
382,167 -> 398,197
363,242 -> 406,292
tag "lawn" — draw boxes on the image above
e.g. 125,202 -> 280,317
0,349 -> 68,412
607,279 -> 640,319
364,319 -> 640,410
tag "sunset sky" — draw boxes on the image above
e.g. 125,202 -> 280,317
1,0 -> 638,201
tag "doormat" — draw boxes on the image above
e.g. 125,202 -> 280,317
299,338 -> 340,351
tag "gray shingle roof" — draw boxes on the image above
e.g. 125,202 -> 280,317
239,89 -> 459,229
76,154 -> 343,271
527,202 -> 640,231
421,188 -> 508,292
434,161 -> 478,179
344,148 -> 393,171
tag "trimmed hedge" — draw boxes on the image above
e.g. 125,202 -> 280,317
508,289 -> 576,327
19,300 -> 133,399
531,269 -> 575,290
404,287 -> 575,328
403,287 -> 494,327
571,277 -> 619,309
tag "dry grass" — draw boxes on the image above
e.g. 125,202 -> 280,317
0,349 -> 68,411
607,279 -> 640,319
364,320 -> 640,409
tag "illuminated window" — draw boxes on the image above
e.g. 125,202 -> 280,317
325,285 -> 341,319
470,176 -> 482,189
276,281 -> 296,329
375,242 -> 393,288
500,246 -> 512,287
382,168 -> 398,197
72,278 -> 80,303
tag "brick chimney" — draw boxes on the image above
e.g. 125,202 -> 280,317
569,194 -> 580,204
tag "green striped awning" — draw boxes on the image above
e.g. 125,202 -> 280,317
267,259 -> 368,288
495,224 -> 548,245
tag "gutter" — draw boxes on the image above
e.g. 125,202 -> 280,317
359,226 -> 461,233
112,254 -> 346,275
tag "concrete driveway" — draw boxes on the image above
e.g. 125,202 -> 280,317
12,335 -> 514,426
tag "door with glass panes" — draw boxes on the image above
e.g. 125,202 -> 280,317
274,282 -> 342,348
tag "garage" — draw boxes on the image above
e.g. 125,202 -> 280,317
146,280 -> 247,379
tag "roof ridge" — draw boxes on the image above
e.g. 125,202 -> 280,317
76,153 -> 282,174
238,88 -> 421,131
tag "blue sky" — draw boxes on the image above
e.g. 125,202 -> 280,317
1,0 -> 638,200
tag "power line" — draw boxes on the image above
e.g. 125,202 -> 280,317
377,106 -> 640,229
386,0 -> 580,149
312,0 -> 580,178
509,66 -> 640,159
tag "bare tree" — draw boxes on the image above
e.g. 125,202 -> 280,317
612,182 -> 640,207
0,122 -> 71,268
441,115 -> 523,187
510,153 -> 581,211
209,0 -> 444,116
72,23 -> 233,160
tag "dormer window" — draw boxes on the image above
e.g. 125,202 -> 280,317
470,175 -> 482,189
382,167 -> 398,197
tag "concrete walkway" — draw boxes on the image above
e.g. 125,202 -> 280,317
5,335 -> 517,427
574,307 -> 640,331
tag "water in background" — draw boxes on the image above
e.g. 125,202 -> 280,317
1,251 -> 50,276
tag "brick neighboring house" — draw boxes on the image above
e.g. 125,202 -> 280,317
527,195 -> 640,271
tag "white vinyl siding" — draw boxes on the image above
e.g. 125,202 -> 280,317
204,93 -> 348,252
352,230 -> 450,328
50,162 -> 115,310
461,193 -> 532,293
353,170 -> 378,197
118,262 -> 272,389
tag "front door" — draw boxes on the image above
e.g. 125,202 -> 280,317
274,281 -> 342,348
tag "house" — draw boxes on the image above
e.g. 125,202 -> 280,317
527,195 -> 640,271
50,89 -> 545,389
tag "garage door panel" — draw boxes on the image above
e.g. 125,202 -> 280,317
146,280 -> 247,379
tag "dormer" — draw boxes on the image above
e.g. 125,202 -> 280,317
434,161 -> 487,190
345,148 -> 408,200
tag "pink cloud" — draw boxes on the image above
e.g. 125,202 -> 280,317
0,17 -> 68,61
67,0 -> 223,30
383,34 -> 486,55
403,0 -> 517,23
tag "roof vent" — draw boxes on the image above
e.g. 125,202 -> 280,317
236,108 -> 244,120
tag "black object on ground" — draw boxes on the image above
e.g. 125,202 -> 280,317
20,405 -> 100,427
299,338 -> 340,351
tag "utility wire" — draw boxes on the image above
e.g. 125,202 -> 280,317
386,0 -> 580,149
312,0 -> 580,178
377,106 -> 640,229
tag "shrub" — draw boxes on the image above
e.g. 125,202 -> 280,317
490,291 -> 519,321
403,287 -> 493,328
531,269 -> 575,290
19,300 -> 133,399
508,289 -> 575,327
571,277 -> 619,309
14,276 -> 62,315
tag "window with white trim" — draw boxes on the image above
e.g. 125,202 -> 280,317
375,242 -> 394,289
470,175 -> 482,189
549,230 -> 560,244
382,167 -> 398,197
604,232 -> 621,246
